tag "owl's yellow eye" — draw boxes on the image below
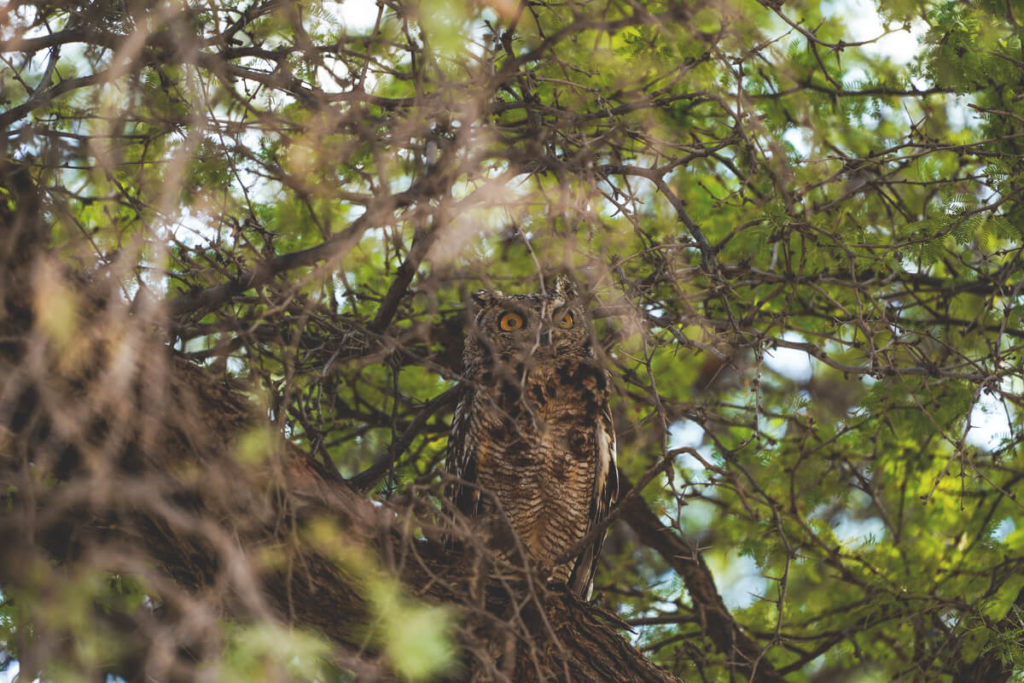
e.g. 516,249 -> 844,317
558,311 -> 574,329
498,311 -> 524,331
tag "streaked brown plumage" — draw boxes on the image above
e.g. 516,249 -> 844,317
445,278 -> 617,599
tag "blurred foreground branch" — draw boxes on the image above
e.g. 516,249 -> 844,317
0,159 -> 675,681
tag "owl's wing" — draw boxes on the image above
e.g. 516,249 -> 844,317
568,399 -> 619,600
444,391 -> 481,516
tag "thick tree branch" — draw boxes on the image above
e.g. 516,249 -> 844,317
620,475 -> 785,683
166,201 -> 393,319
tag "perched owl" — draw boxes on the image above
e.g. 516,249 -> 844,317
445,278 -> 618,599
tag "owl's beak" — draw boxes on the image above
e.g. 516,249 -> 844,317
540,329 -> 551,346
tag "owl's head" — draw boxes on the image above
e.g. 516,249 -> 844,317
463,278 -> 594,378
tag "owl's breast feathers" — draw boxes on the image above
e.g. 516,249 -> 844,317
445,357 -> 618,600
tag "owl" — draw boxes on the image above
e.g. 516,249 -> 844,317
445,278 -> 618,599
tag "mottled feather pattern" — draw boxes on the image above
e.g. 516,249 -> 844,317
445,280 -> 618,599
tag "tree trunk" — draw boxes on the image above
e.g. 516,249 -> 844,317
0,158 -> 676,681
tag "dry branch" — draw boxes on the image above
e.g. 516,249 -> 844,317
0,159 -> 675,680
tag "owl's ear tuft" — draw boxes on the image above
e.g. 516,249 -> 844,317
471,289 -> 502,307
553,276 -> 577,299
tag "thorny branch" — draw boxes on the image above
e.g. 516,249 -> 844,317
2,0 -> 1024,680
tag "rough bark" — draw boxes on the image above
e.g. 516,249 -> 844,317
0,160 -> 675,681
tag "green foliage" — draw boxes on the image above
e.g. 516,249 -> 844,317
5,0 -> 1024,679
306,518 -> 456,679
220,623 -> 333,682
365,579 -> 457,681
1,567 -> 151,678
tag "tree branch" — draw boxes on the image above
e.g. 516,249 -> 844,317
620,475 -> 785,683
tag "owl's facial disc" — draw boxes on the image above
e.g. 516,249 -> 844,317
466,289 -> 592,377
